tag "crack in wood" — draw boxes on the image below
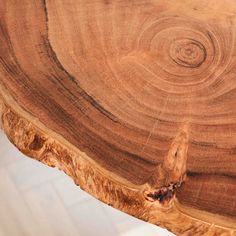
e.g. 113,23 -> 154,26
145,182 -> 181,204
145,125 -> 189,204
147,124 -> 189,188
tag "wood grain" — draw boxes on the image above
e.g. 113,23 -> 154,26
0,0 -> 236,235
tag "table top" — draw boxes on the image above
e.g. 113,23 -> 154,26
0,1 -> 236,235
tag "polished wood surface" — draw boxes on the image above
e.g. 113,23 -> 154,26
0,1 -> 236,235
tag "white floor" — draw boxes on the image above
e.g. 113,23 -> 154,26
0,130 -> 174,236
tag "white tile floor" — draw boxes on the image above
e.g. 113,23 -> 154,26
0,131 -> 174,236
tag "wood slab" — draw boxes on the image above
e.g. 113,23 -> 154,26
0,1 -> 236,235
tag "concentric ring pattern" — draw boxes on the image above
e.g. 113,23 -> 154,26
0,0 -> 236,220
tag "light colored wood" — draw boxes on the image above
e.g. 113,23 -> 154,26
0,1 -> 236,235
0,132 -> 172,236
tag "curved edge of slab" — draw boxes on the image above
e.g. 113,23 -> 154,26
0,85 -> 235,236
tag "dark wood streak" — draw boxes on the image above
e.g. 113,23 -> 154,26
42,36 -> 119,122
0,12 -> 161,185
41,0 -> 119,123
191,140 -> 217,147
186,170 -> 236,180
177,174 -> 236,218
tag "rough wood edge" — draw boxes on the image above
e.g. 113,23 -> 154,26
0,86 -> 235,236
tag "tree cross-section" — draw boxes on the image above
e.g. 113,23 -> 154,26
0,1 -> 236,235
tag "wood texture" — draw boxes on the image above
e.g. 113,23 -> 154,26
0,1 -> 236,235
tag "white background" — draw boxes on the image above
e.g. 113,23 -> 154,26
0,130 -> 174,236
